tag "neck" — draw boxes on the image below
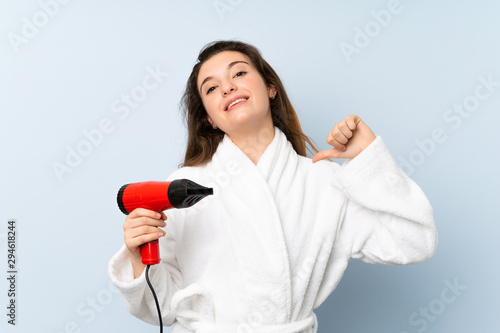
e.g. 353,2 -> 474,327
228,125 -> 275,165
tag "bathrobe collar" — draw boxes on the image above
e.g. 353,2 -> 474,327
217,126 -> 298,185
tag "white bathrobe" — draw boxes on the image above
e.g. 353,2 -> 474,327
108,127 -> 438,333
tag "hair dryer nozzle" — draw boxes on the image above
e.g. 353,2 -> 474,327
117,184 -> 131,215
169,179 -> 213,208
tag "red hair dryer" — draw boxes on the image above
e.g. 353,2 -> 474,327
116,179 -> 213,265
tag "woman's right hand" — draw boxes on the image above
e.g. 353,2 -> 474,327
123,208 -> 167,268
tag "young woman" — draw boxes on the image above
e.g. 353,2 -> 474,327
109,40 -> 438,332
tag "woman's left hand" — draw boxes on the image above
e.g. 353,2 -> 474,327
312,114 -> 376,163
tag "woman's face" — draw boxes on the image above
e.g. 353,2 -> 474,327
197,51 -> 276,138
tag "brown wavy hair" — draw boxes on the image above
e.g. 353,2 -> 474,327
180,40 -> 319,167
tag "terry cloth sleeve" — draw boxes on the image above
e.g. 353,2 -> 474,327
331,136 -> 438,265
107,208 -> 183,326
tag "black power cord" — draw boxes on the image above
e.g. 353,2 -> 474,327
145,265 -> 163,333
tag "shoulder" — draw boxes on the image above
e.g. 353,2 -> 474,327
296,154 -> 341,176
166,164 -> 208,182
166,166 -> 197,180
165,159 -> 232,185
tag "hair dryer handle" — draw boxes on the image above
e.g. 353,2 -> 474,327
141,240 -> 160,265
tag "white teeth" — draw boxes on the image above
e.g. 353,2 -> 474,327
227,98 -> 247,110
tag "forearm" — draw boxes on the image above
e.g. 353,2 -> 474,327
333,136 -> 438,264
130,255 -> 146,278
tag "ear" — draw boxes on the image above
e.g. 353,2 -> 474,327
268,84 -> 277,99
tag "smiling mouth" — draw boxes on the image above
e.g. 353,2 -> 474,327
226,98 -> 248,111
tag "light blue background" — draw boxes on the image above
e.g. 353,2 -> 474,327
1,0 -> 499,332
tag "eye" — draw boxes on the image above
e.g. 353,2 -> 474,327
206,86 -> 216,95
234,71 -> 246,78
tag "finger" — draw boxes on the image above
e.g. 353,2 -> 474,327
327,135 -> 348,152
124,215 -> 166,230
326,128 -> 348,149
129,208 -> 161,219
332,128 -> 349,145
312,148 -> 344,163
337,120 -> 354,139
159,211 -> 168,221
125,230 -> 166,250
346,115 -> 360,130
312,150 -> 326,163
326,130 -> 335,146
127,225 -> 166,238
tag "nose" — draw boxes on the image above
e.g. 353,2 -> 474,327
222,81 -> 236,96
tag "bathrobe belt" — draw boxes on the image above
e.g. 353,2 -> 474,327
171,284 -> 318,332
175,312 -> 318,333
250,312 -> 318,333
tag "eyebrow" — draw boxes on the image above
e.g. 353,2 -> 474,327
199,60 -> 249,93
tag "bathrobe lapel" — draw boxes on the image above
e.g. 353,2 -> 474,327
209,127 -> 294,322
